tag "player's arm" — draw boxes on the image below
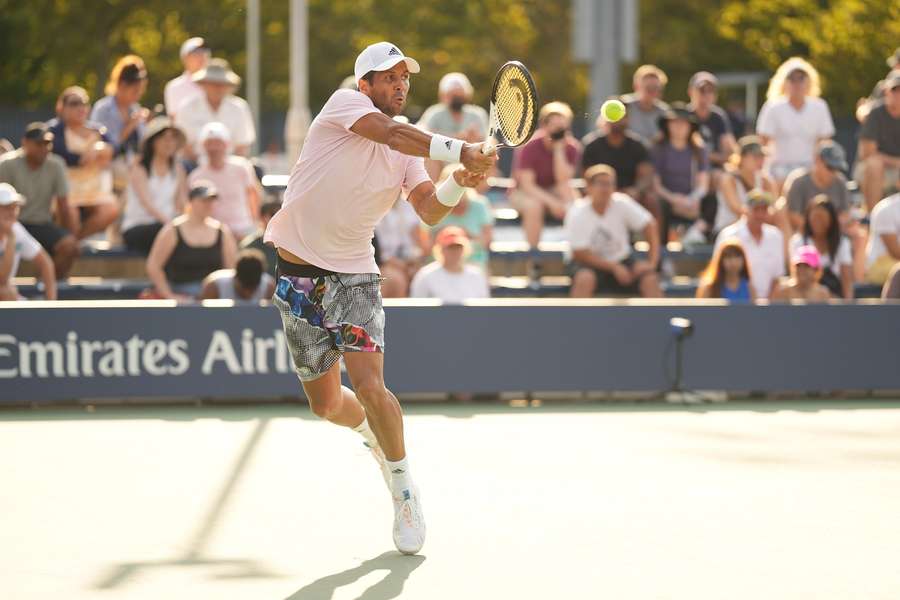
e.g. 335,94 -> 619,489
350,113 -> 495,174
407,168 -> 487,227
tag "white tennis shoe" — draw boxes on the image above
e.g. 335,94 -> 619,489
363,440 -> 391,490
392,485 -> 426,555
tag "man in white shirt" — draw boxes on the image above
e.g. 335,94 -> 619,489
410,226 -> 489,303
0,183 -> 56,300
865,192 -> 900,284
715,190 -> 786,298
164,37 -> 210,118
175,58 -> 256,160
566,164 -> 661,298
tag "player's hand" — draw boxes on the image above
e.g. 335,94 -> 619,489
460,142 -> 497,174
452,167 -> 487,189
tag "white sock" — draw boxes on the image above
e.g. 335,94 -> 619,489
386,456 -> 413,496
352,418 -> 379,448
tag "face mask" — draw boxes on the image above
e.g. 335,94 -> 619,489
449,97 -> 465,112
549,129 -> 566,141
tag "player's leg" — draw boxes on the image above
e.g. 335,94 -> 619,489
300,361 -> 365,427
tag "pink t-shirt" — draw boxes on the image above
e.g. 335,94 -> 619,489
265,89 -> 431,274
189,157 -> 256,238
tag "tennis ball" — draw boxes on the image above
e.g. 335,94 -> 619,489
601,100 -> 626,122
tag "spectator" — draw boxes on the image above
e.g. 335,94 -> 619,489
121,117 -> 189,255
856,71 -> 900,212
90,55 -> 150,179
696,239 -> 755,302
0,184 -> 56,300
652,102 -> 710,245
175,58 -> 256,160
782,140 -> 850,231
47,86 -> 120,240
581,103 -> 656,218
855,48 -> 900,124
0,122 -> 79,277
714,136 -> 776,236
240,199 -> 280,276
864,190 -> 900,285
188,122 -> 260,239
756,57 -> 835,189
725,99 -> 748,138
715,190 -> 785,299
200,248 -> 275,304
376,195 -> 422,298
566,164 -> 662,298
790,196 -> 853,299
510,101 -> 580,277
146,181 -> 237,301
164,37 -> 210,117
410,226 -> 489,303
881,262 -> 900,300
771,245 -> 831,302
419,72 -> 489,179
620,65 -> 670,146
687,71 -> 737,170
424,164 -> 494,271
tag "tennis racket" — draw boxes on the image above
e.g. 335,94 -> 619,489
482,61 -> 539,155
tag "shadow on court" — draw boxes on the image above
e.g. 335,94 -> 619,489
283,552 -> 425,600
92,417 -> 283,589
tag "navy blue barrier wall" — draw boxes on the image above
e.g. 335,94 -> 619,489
1,300 -> 899,403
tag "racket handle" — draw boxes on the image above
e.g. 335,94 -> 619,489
482,139 -> 497,156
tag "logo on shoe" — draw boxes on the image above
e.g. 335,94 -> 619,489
392,468 -> 405,474
402,489 -> 411,500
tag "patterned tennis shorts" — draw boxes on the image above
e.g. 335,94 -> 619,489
272,271 -> 385,381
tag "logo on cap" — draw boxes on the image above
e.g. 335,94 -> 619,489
388,46 -> 401,57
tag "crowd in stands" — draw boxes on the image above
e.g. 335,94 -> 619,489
1,36 -> 900,303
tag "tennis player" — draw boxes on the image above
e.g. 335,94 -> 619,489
264,41 -> 495,555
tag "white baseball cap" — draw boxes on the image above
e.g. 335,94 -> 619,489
439,72 -> 473,95
354,42 -> 420,83
0,183 -> 24,206
180,37 -> 209,59
199,121 -> 231,144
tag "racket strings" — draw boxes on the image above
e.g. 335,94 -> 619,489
493,67 -> 537,146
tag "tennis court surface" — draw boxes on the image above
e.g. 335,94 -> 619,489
3,399 -> 899,600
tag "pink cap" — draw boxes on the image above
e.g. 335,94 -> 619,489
793,245 -> 821,269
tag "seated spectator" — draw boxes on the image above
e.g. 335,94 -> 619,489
687,71 -> 737,171
790,196 -> 853,299
0,184 -> 56,300
48,86 -> 120,240
714,136 -> 776,235
146,181 -> 237,301
0,122 -> 79,277
581,104 -> 656,218
188,122 -> 260,239
782,140 -> 850,231
771,245 -> 831,302
376,195 -> 422,298
620,64 -> 670,146
652,103 -> 710,245
864,190 -> 900,285
855,71 -> 900,212
855,49 -> 899,130
240,199 -> 281,275
121,117 -> 189,255
510,101 -> 581,277
175,58 -> 256,160
164,37 -> 210,117
756,57 -> 835,189
200,248 -> 275,304
419,72 -> 488,179
90,55 -> 150,196
696,238 -> 755,302
410,226 -> 489,303
566,165 -> 662,298
881,262 -> 900,300
715,190 -> 785,299
423,164 -> 493,271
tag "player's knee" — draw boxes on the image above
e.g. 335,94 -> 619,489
354,377 -> 388,408
308,393 -> 342,420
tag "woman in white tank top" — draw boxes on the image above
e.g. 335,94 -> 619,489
122,118 -> 188,254
714,136 -> 776,234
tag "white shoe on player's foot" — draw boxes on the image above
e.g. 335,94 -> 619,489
392,486 -> 426,555
364,441 -> 391,490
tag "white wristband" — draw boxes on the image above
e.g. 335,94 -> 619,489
436,173 -> 466,207
429,134 -> 463,163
